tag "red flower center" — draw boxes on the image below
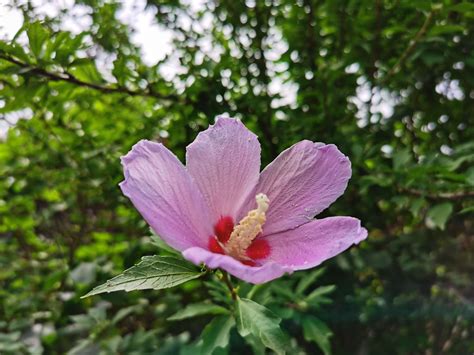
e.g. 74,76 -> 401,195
208,216 -> 270,266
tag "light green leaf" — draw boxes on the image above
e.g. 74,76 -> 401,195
200,315 -> 235,355
168,303 -> 229,321
27,22 -> 49,59
426,202 -> 453,230
302,316 -> 333,355
235,298 -> 289,355
82,256 -> 204,297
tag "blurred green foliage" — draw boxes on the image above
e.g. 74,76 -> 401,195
1,0 -> 473,353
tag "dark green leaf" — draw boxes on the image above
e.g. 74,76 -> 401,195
82,256 -> 204,297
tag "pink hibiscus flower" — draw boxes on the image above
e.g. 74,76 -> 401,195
120,116 -> 367,284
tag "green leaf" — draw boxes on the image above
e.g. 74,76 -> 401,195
296,268 -> 325,295
305,285 -> 336,303
149,229 -> 179,254
0,41 -> 31,63
459,205 -> 474,214
235,298 -> 289,355
426,202 -> 453,230
27,22 -> 49,59
168,303 -> 229,321
393,148 -> 412,170
82,256 -> 204,297
429,25 -> 465,36
112,56 -> 131,86
410,198 -> 426,217
44,32 -> 70,60
111,304 -> 144,324
446,2 -> 474,13
69,60 -> 103,83
200,315 -> 235,355
466,167 -> 474,186
302,316 -> 333,355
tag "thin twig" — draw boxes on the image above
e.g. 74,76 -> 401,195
0,53 -> 185,103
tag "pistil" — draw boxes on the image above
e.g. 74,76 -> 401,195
224,193 -> 269,260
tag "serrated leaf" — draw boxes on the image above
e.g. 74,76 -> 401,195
235,298 -> 289,355
82,256 -> 203,297
168,303 -> 229,321
426,202 -> 453,230
302,316 -> 333,355
200,315 -> 235,355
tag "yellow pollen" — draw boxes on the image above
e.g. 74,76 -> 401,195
225,193 -> 269,259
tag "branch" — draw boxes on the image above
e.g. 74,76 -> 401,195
383,9 -> 436,81
0,53 -> 186,103
399,187 -> 474,200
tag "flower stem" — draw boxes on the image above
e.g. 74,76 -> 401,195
221,271 -> 237,300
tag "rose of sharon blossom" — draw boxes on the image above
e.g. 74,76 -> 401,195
120,116 -> 367,284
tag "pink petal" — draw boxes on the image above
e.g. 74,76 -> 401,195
186,117 -> 261,225
241,140 -> 352,235
120,140 -> 212,251
263,217 -> 367,269
182,247 -> 293,284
